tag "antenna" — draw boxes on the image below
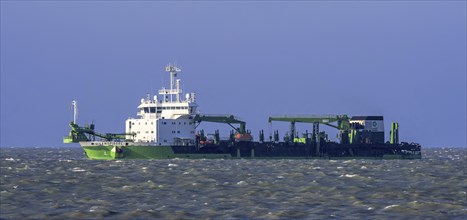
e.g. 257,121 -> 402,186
165,63 -> 182,102
71,100 -> 78,124
166,63 -> 181,89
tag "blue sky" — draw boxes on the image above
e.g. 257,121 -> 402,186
1,1 -> 466,147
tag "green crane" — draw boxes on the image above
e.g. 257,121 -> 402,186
63,100 -> 135,143
63,122 -> 135,143
193,114 -> 253,142
194,114 -> 247,134
268,114 -> 350,131
268,114 -> 351,155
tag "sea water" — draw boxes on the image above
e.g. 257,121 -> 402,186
1,147 -> 465,219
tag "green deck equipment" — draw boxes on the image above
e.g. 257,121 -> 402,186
390,122 -> 399,144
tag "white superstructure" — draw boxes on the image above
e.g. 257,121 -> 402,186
125,64 -> 198,145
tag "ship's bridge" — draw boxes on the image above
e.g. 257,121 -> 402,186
137,95 -> 197,120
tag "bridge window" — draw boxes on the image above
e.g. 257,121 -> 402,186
150,107 -> 156,113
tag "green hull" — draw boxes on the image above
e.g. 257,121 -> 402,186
82,145 -> 421,160
83,145 -> 233,160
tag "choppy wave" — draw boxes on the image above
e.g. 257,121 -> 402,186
0,147 -> 466,219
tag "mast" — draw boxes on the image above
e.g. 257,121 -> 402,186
163,64 -> 182,103
71,100 -> 77,124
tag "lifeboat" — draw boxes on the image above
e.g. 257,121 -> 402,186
235,133 -> 253,141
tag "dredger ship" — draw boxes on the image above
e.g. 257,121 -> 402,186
63,64 -> 421,160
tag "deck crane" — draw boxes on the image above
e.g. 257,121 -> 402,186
63,100 -> 135,143
268,115 -> 351,154
193,114 -> 253,142
63,122 -> 135,143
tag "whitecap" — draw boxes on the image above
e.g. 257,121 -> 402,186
360,166 -> 367,169
168,164 -> 178,167
383,204 -> 400,210
236,181 -> 248,186
89,206 -> 106,213
72,167 -> 85,172
277,176 -> 284,179
344,174 -> 357,178
4,158 -> 15,161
